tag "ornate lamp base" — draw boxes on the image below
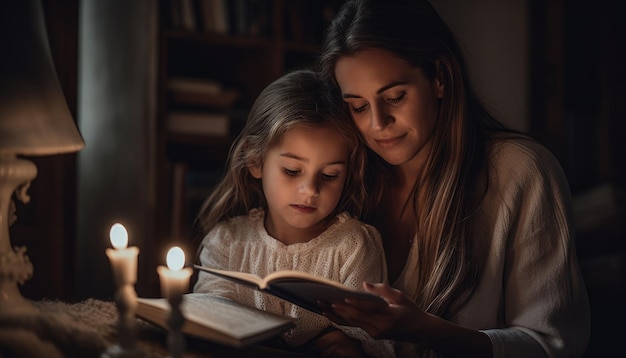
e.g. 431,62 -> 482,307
0,155 -> 38,318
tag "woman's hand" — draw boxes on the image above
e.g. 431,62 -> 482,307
325,282 -> 427,342
324,282 -> 493,357
310,328 -> 367,358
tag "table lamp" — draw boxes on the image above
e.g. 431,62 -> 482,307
0,0 -> 85,317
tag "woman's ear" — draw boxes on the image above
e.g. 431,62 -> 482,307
434,60 -> 445,99
248,164 -> 262,179
435,77 -> 444,99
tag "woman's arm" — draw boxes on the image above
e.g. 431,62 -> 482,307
328,282 -> 493,357
311,328 -> 371,358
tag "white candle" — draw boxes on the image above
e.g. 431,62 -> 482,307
103,223 -> 144,357
157,246 -> 192,301
105,223 -> 139,286
157,246 -> 192,358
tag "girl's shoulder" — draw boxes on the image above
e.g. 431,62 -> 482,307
333,211 -> 375,230
204,208 -> 264,241
327,212 -> 383,244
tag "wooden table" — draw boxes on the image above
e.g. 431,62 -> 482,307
0,299 -> 310,357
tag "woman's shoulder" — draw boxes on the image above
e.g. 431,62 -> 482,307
485,134 -> 571,199
487,134 -> 565,180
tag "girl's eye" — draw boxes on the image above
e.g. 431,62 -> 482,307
321,173 -> 339,181
282,168 -> 299,176
387,92 -> 406,104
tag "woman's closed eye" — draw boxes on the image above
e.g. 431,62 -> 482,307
386,92 -> 406,104
350,103 -> 368,114
347,93 -> 406,114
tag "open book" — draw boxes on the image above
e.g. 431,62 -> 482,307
136,293 -> 295,347
194,265 -> 386,315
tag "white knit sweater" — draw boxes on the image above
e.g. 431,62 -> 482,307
194,209 -> 395,357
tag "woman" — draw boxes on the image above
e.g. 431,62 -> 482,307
316,0 -> 590,357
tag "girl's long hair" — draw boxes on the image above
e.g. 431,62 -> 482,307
318,0 -> 512,328
196,69 -> 367,237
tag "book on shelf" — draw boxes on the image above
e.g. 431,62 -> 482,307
167,111 -> 230,137
194,265 -> 387,315
178,0 -> 198,32
168,77 -> 240,108
198,0 -> 230,34
136,293 -> 295,348
168,77 -> 223,94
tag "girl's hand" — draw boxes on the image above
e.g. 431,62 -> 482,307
310,328 -> 367,358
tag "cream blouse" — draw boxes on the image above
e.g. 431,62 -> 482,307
395,137 -> 590,357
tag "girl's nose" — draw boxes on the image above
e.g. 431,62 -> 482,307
299,177 -> 320,197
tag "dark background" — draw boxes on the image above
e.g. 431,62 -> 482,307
9,0 -> 625,356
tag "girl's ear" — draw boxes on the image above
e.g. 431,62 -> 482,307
248,164 -> 262,179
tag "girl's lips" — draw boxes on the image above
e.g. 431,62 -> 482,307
291,204 -> 316,213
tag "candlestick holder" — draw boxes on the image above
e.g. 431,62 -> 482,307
157,262 -> 192,358
165,277 -> 185,358
104,240 -> 145,357
103,273 -> 145,357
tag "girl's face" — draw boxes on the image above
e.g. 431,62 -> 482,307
334,49 -> 443,169
249,125 -> 348,244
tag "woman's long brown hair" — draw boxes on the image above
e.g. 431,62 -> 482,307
318,0 -> 512,325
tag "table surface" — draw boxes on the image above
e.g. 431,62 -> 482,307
0,298 -> 312,358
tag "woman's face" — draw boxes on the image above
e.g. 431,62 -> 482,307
335,49 -> 443,168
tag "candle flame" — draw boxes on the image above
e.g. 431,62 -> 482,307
110,223 -> 128,249
166,246 -> 185,271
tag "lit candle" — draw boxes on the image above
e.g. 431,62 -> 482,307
106,223 -> 139,286
104,223 -> 144,357
157,246 -> 192,358
157,246 -> 192,300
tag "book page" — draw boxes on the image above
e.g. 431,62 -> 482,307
266,280 -> 387,315
195,265 -> 352,290
194,265 -> 386,313
137,293 -> 294,344
194,265 -> 264,289
186,294 -> 291,335
263,269 -> 349,289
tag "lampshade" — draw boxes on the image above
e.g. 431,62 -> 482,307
0,0 -> 85,155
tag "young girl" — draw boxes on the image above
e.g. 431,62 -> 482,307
317,0 -> 590,357
193,69 -> 394,357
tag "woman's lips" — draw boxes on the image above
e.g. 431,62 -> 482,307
375,133 -> 406,148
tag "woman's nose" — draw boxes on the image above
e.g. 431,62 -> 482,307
370,104 -> 393,130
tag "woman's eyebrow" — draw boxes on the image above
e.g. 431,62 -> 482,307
342,81 -> 408,99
